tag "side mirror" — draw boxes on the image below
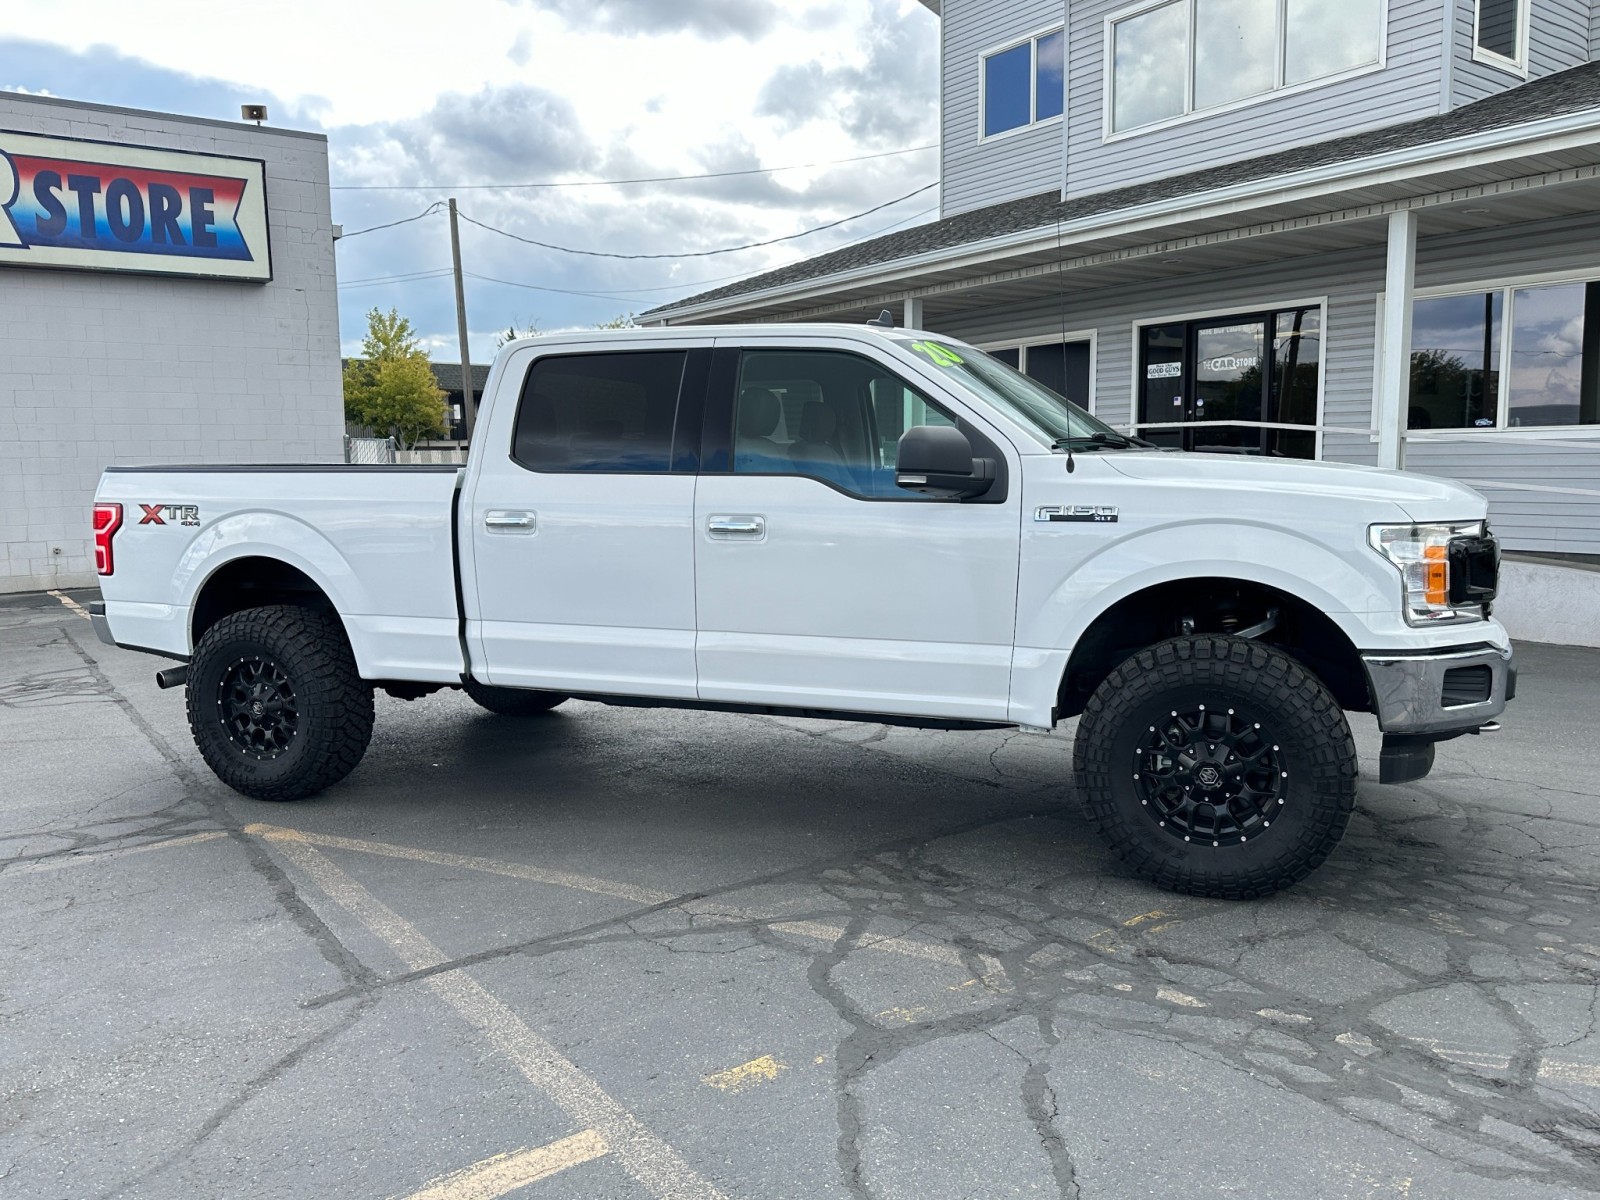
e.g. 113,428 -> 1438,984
895,425 -> 995,499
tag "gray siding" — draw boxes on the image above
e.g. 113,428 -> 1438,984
1593,0 -> 1600,57
940,0 -> 1066,217
1064,0 -> 1444,199
1451,0 -> 1592,108
925,213 -> 1600,553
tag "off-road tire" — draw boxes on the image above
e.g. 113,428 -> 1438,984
1073,635 -> 1357,900
186,605 -> 374,802
461,679 -> 569,717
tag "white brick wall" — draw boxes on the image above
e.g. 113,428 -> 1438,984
0,92 -> 343,594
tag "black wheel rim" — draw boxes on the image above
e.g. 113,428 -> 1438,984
1133,705 -> 1288,846
218,655 -> 299,760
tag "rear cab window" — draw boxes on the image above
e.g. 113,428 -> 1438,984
511,350 -> 689,473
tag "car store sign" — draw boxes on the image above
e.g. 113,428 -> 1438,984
0,130 -> 270,281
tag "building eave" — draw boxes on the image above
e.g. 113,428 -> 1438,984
647,103 -> 1600,326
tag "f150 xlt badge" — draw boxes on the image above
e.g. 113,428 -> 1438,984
1036,505 -> 1118,523
139,503 -> 200,527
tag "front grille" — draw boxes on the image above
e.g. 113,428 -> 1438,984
1448,529 -> 1500,613
1441,665 -> 1493,707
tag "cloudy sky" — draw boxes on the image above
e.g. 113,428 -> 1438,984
0,0 -> 940,360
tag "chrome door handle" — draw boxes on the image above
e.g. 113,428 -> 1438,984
707,515 -> 765,536
484,510 -> 536,531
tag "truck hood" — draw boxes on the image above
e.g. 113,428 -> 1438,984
1097,451 -> 1487,522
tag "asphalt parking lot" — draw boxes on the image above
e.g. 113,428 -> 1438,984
3,589 -> 1599,1200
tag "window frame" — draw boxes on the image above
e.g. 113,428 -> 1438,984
1397,266 -> 1600,438
1472,0 -> 1530,76
978,24 -> 1067,144
974,330 -> 1099,414
1101,0 -> 1389,142
703,345 -> 1010,504
1126,297 -> 1330,458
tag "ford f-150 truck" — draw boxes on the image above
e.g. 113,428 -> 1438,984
90,322 -> 1515,898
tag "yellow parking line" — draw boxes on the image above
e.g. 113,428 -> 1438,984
260,828 -> 726,1200
244,824 -> 670,906
398,1130 -> 609,1200
700,1056 -> 787,1094
47,589 -> 90,620
2,830 -> 229,878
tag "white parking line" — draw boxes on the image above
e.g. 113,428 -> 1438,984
259,827 -> 727,1200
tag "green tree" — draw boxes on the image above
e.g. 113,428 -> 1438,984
596,313 -> 636,330
494,318 -> 542,348
343,308 -> 449,448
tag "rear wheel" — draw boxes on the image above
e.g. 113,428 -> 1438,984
186,605 -> 374,802
462,679 -> 569,717
1073,635 -> 1357,899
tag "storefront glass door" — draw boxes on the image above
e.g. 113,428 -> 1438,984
1137,306 -> 1321,457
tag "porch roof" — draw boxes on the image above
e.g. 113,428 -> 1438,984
645,62 -> 1600,326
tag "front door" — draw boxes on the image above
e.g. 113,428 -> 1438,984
693,344 -> 1021,722
468,342 -> 708,698
1138,307 -> 1321,458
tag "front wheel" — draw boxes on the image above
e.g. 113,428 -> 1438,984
186,605 -> 374,802
1073,636 -> 1357,900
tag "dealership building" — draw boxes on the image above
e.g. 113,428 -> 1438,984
647,1 -> 1600,643
0,90 -> 341,595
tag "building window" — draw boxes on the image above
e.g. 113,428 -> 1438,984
982,338 -> 1093,409
1474,0 -> 1527,69
1108,0 -> 1384,135
1409,281 -> 1600,430
983,29 -> 1065,138
1134,305 -> 1323,457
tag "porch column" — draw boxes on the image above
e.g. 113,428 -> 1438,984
903,296 -> 924,331
1376,209 -> 1417,471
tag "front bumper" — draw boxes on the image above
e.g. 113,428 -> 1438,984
1362,642 -> 1515,736
1361,642 -> 1516,784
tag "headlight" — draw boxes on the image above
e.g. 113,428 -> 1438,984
1368,522 -> 1485,625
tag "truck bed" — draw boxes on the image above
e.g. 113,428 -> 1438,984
93,465 -> 466,682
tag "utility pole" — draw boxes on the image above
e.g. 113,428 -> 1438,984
448,198 -> 476,443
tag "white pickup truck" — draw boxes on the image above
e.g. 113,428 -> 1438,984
90,322 -> 1514,898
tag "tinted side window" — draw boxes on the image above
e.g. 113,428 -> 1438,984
512,351 -> 686,473
733,349 -> 956,499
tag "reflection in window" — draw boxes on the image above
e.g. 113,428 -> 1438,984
1409,294 -> 1502,430
1284,0 -> 1384,85
1113,2 -> 1186,132
1508,282 -> 1598,427
1476,0 -> 1524,63
1273,308 -> 1322,429
1194,0 -> 1275,110
984,29 -> 1066,137
1111,0 -> 1383,133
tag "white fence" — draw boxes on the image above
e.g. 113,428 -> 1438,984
344,436 -> 396,464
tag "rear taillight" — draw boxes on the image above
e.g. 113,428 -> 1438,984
93,503 -> 122,575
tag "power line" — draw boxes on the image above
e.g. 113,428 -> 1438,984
338,268 -> 454,290
330,144 -> 937,192
455,182 -> 938,260
338,203 -> 445,240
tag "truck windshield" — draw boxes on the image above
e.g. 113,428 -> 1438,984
898,338 -> 1129,449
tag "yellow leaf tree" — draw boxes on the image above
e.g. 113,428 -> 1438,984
343,308 -> 449,449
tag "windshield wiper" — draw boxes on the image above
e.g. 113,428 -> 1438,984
1050,432 -> 1148,451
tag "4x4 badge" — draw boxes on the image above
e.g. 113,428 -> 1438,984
1036,505 -> 1118,523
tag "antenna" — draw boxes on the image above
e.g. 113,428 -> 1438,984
866,309 -> 894,329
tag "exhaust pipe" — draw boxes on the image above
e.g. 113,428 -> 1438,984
155,665 -> 189,690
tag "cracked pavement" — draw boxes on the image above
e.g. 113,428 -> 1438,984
3,589 -> 1599,1199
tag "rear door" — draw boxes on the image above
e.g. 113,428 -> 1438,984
466,339 -> 709,698
692,338 -> 1022,721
